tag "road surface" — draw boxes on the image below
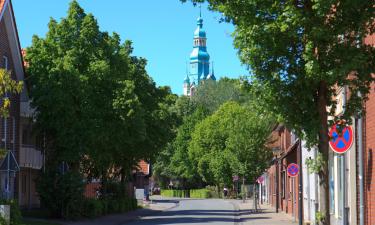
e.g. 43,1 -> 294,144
124,198 -> 240,225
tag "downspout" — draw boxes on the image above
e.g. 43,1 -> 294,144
358,92 -> 364,225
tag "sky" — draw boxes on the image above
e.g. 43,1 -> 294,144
12,0 -> 249,95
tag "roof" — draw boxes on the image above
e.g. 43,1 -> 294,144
137,160 -> 150,175
0,0 -> 5,16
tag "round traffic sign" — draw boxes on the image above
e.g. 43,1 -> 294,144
287,163 -> 299,177
329,124 -> 353,154
257,176 -> 264,184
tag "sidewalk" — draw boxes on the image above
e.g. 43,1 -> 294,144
236,200 -> 298,225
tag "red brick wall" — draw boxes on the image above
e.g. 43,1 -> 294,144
363,33 -> 375,225
265,127 -> 300,221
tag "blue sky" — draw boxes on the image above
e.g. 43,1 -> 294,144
12,0 -> 248,95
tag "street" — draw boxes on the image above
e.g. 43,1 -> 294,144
125,198 -> 240,225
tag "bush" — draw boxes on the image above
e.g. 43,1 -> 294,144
161,188 -> 220,199
81,198 -> 103,218
35,170 -> 85,219
161,190 -> 190,198
190,189 -> 210,198
0,199 -> 23,225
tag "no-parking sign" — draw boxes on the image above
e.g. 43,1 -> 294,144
287,163 -> 299,177
329,124 -> 353,154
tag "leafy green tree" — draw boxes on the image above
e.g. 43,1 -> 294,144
153,105 -> 208,189
192,78 -> 242,113
189,101 -> 273,187
182,1 -> 374,222
26,1 -> 178,216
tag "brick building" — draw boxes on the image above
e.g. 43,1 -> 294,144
264,125 -> 302,222
0,0 -> 43,208
362,33 -> 375,225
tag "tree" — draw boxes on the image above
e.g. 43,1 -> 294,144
0,69 -> 23,118
189,101 -> 273,187
26,1 -> 177,216
192,77 -> 243,113
182,1 -> 374,222
153,105 -> 208,189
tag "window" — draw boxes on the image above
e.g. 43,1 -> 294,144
11,117 -> 15,144
22,175 -> 26,194
2,117 -> 6,142
2,56 -> 8,70
22,127 -> 28,145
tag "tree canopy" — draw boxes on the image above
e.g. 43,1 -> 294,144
181,0 -> 375,222
189,101 -> 273,186
26,0 -> 177,185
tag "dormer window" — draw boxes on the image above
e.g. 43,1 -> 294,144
3,56 -> 8,70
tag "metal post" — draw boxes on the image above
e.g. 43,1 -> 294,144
358,108 -> 364,225
276,159 -> 279,213
298,140 -> 303,225
341,154 -> 347,225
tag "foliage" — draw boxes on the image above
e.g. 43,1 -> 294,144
305,152 -> 326,174
81,198 -> 103,218
160,189 -> 214,198
26,1 -> 177,216
0,69 -> 23,118
316,211 -> 326,224
192,78 -> 243,113
189,101 -> 273,186
35,170 -> 84,219
0,199 -> 23,225
153,104 -> 208,189
160,190 -> 190,198
182,0 -> 374,221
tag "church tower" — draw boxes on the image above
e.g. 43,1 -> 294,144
183,12 -> 216,96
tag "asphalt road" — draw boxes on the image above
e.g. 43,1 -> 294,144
124,198 -> 240,225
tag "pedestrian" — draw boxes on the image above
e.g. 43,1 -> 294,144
223,187 -> 228,199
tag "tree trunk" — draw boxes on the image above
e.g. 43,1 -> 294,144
317,81 -> 330,225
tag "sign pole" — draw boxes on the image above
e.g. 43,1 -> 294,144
298,140 -> 303,225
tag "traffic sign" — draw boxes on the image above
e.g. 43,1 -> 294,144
257,176 -> 264,184
329,124 -> 353,154
287,163 -> 299,177
232,175 -> 239,182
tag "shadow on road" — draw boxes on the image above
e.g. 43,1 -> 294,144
125,209 -> 270,224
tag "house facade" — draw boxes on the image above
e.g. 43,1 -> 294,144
263,125 -> 302,222
0,0 -> 43,208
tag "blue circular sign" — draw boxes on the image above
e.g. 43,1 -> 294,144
287,163 -> 299,177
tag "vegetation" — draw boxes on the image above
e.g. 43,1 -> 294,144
182,0 -> 375,223
160,189 -> 214,199
154,78 -> 274,192
25,1 -> 177,219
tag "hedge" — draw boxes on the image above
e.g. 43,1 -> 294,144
161,189 -> 217,199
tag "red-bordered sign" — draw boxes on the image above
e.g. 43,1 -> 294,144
329,124 -> 353,154
287,163 -> 299,177
257,176 -> 264,184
